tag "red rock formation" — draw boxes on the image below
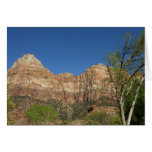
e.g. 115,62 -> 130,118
8,54 -> 113,103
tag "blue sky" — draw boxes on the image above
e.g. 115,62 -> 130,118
7,27 -> 144,75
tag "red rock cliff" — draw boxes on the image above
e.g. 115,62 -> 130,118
8,54 -> 112,103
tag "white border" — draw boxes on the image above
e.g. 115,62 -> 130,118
0,0 -> 152,152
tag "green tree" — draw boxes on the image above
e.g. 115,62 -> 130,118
25,104 -> 59,124
104,31 -> 145,125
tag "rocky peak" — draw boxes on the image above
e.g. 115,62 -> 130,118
11,54 -> 44,69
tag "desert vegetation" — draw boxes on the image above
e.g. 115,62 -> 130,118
7,95 -> 121,125
7,85 -> 144,125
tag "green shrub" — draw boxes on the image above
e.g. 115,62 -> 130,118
85,111 -> 117,125
113,114 -> 122,125
25,104 -> 59,124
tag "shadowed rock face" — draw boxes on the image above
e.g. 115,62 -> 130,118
8,54 -> 112,104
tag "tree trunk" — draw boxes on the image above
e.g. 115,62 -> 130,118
118,98 -> 126,125
127,76 -> 145,125
120,103 -> 126,125
119,87 -> 126,125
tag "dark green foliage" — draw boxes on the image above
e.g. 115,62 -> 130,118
124,80 -> 145,125
25,104 -> 59,124
85,111 -> 121,125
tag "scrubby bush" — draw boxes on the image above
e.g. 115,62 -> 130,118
7,95 -> 15,112
71,102 -> 94,120
25,104 -> 59,124
85,111 -> 120,125
47,99 -> 73,121
113,114 -> 122,125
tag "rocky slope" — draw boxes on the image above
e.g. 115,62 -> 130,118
8,54 -> 113,104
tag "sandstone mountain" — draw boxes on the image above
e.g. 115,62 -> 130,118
8,54 -> 113,104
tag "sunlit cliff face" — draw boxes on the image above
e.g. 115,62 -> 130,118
8,54 -> 112,104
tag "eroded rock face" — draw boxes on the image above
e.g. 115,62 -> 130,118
8,54 -> 112,104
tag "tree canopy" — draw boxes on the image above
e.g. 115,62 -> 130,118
104,31 -> 145,125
